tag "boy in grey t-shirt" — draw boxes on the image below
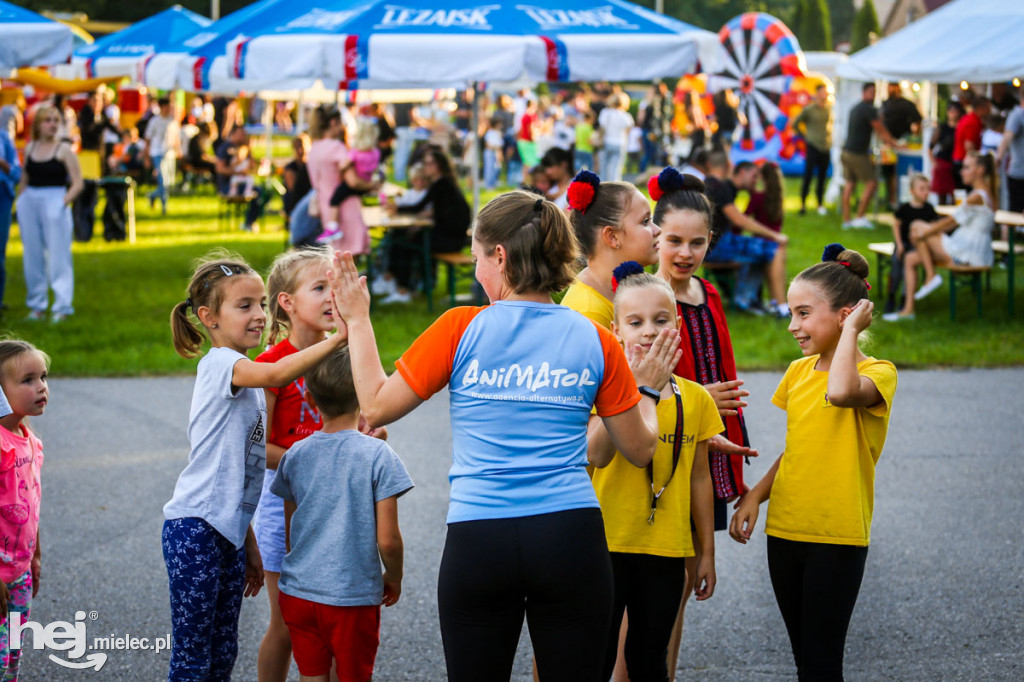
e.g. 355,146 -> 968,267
271,347 -> 412,681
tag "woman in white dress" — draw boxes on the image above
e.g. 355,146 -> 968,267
885,151 -> 995,321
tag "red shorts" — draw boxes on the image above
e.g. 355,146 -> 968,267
278,592 -> 381,680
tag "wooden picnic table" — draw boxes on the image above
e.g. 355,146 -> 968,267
936,205 -> 1022,315
360,205 -> 437,311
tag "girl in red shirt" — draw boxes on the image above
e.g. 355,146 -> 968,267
253,247 -> 385,681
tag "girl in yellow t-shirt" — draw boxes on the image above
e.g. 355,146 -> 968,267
589,264 -> 723,682
561,170 -> 662,328
730,243 -> 897,681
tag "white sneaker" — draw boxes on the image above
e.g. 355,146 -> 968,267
50,312 -> 69,324
25,309 -> 46,321
914,275 -> 943,300
841,220 -> 855,230
370,277 -> 397,296
817,206 -> 828,216
852,216 -> 874,229
381,290 -> 412,304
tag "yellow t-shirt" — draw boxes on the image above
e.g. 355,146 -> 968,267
593,376 -> 723,558
766,355 -> 898,547
561,280 -> 614,330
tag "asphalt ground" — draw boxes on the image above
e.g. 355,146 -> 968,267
17,368 -> 1024,681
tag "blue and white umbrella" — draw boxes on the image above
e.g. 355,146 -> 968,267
144,0 -> 321,93
0,0 -> 73,70
226,0 -> 718,88
61,5 -> 211,81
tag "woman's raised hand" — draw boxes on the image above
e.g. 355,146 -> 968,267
328,250 -> 371,324
626,329 -> 682,391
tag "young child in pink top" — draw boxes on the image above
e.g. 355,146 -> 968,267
0,340 -> 48,681
321,118 -> 381,243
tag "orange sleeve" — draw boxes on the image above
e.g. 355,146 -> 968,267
394,306 -> 486,401
592,324 -> 642,418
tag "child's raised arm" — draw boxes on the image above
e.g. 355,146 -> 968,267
376,496 -> 404,607
595,330 -> 682,468
826,300 -> 884,409
232,332 -> 346,390
689,440 -> 716,600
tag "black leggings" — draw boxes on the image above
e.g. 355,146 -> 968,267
602,553 -> 687,682
767,536 -> 868,682
437,508 -> 614,682
801,143 -> 830,207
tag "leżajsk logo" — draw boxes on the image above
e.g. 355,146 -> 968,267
281,8 -> 363,32
375,5 -> 500,30
518,6 -> 638,31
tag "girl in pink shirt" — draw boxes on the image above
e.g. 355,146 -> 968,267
0,340 -> 48,681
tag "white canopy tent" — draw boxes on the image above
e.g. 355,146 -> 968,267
56,5 -> 211,82
837,0 -> 1024,82
833,0 -> 1020,204
0,0 -> 73,71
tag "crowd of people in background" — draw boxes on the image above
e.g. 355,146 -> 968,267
9,68 -> 1024,682
0,75 -> 1020,327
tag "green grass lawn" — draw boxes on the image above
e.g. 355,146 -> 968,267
1,179 -> 1020,377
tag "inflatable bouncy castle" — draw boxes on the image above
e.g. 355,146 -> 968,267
698,12 -> 832,176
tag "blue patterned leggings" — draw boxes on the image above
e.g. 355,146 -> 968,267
162,518 -> 245,682
0,571 -> 32,681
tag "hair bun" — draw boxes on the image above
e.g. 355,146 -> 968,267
648,167 -> 684,201
611,260 -> 645,292
648,168 -> 705,202
568,170 -> 601,213
822,243 -> 846,262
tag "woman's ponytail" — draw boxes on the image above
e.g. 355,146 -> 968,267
474,190 -> 580,294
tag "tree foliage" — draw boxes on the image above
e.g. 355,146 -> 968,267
22,0 -> 809,49
630,1 -> 799,34
851,0 -> 881,53
792,0 -> 832,51
19,1 -> 251,25
828,0 -> 856,48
